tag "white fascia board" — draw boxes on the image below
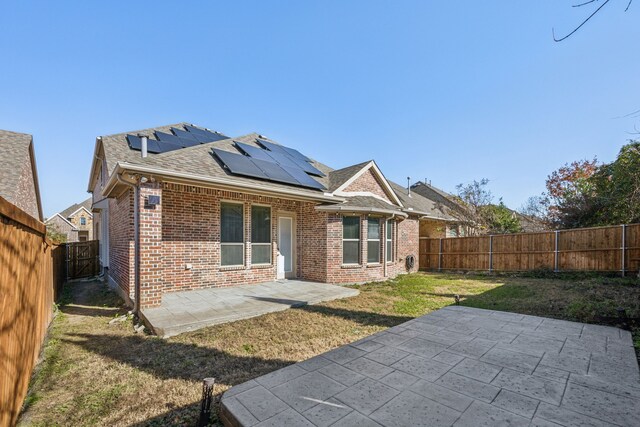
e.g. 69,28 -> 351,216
331,161 -> 403,207
103,162 -> 343,204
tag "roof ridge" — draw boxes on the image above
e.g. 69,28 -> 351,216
100,122 -> 191,139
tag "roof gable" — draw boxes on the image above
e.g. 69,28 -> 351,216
45,213 -> 77,229
0,130 -> 43,220
331,161 -> 403,207
60,197 -> 93,218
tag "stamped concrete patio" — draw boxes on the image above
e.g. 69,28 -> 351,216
220,305 -> 640,427
141,280 -> 359,338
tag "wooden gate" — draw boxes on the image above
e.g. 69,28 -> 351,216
66,240 -> 99,279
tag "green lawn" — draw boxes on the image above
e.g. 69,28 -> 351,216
19,273 -> 640,426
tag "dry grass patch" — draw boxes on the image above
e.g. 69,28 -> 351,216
19,273 -> 640,426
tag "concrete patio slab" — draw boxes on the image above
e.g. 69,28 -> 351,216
220,306 -> 640,427
141,280 -> 359,338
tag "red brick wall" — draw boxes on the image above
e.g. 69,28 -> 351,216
160,183 -> 326,295
139,183 -> 163,308
15,154 -> 39,220
325,214 -> 420,283
343,168 -> 392,203
108,190 -> 134,301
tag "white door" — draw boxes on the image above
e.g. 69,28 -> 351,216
278,216 -> 295,278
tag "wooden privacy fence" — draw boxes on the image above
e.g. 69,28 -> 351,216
66,240 -> 99,280
0,196 -> 66,427
419,223 -> 640,275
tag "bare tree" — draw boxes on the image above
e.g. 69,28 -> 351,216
553,0 -> 634,42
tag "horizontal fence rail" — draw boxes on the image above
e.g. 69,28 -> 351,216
0,196 -> 66,427
419,223 -> 640,275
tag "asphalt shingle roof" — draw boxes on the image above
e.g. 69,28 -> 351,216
327,161 -> 371,192
99,124 -> 334,198
96,123 -> 461,220
0,129 -> 33,204
59,197 -> 92,218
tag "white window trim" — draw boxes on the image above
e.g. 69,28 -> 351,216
342,216 -> 361,266
250,204 -> 272,266
367,217 -> 381,265
251,243 -> 272,265
386,220 -> 394,263
221,202 -> 245,267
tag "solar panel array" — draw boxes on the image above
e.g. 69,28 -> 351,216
126,125 -> 228,154
212,140 -> 326,190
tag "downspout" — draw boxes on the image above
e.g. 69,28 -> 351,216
116,173 -> 141,315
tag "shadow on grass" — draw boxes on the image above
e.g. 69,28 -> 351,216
294,304 -> 412,328
63,333 -> 292,426
249,296 -> 413,328
128,401 -> 202,427
60,305 -> 123,317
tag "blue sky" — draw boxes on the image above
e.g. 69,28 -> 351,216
1,1 -> 638,217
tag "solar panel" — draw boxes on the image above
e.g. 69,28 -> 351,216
171,127 -> 199,141
185,125 -> 229,142
155,131 -> 183,145
256,138 -> 288,154
212,149 -> 268,179
281,165 -> 326,190
235,142 -> 274,162
127,134 -> 142,150
146,139 -> 162,154
250,157 -> 299,185
288,156 -> 326,177
126,135 -> 162,153
186,133 -> 208,143
184,124 -> 210,136
281,145 -> 311,162
257,138 -> 324,176
264,150 -> 300,169
156,140 -> 185,153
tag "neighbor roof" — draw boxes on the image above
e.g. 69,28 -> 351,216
390,181 -> 459,221
59,197 -> 93,218
0,129 -> 43,220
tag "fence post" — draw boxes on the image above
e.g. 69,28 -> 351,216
489,235 -> 493,272
438,238 -> 443,271
621,224 -> 626,277
554,230 -> 559,272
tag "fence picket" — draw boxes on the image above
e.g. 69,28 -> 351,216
419,223 -> 640,275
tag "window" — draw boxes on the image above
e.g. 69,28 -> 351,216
342,216 -> 360,264
386,220 -> 393,262
251,205 -> 271,264
80,217 -> 86,226
221,202 -> 244,266
367,216 -> 381,263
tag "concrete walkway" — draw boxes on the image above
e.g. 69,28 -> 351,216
141,280 -> 359,338
220,305 -> 640,427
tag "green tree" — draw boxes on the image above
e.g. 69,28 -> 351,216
481,200 -> 522,234
545,158 -> 599,228
590,141 -> 640,224
46,225 -> 67,244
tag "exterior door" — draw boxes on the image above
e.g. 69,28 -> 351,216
278,216 -> 296,278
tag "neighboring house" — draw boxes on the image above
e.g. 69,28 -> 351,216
0,130 -> 43,220
45,213 -> 77,242
410,181 -> 467,238
88,123 -> 447,310
45,198 -> 93,242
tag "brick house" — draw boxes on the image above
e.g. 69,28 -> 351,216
0,130 -> 43,220
45,198 -> 93,242
88,123 -> 448,310
410,181 -> 468,238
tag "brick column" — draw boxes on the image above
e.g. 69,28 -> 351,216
138,182 -> 163,309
